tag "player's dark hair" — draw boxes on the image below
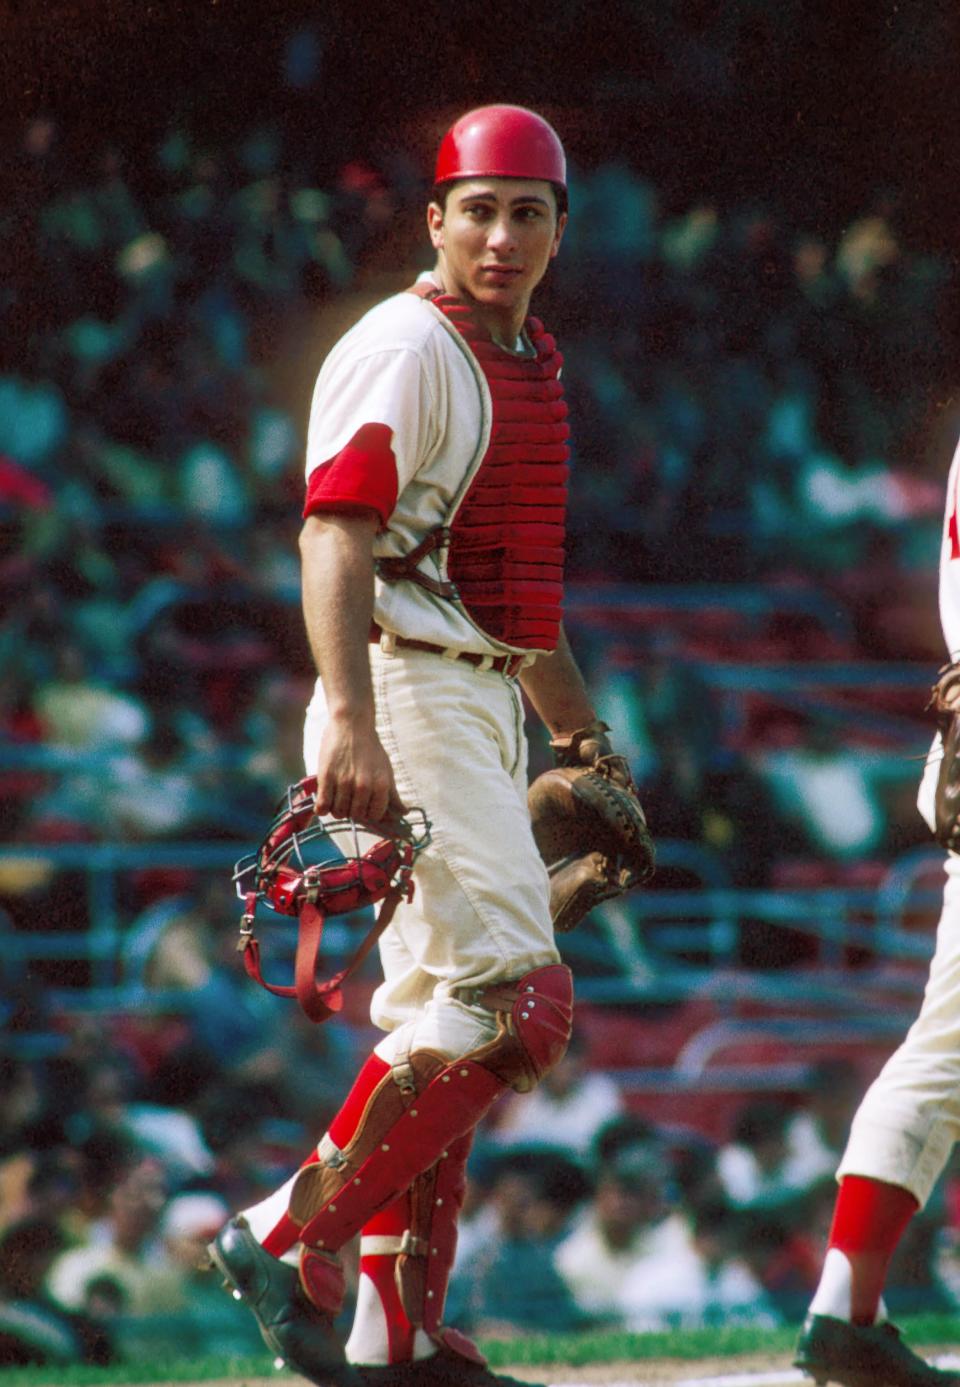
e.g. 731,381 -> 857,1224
431,181 -> 568,219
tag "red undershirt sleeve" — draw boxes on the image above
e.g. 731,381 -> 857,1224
302,423 -> 399,526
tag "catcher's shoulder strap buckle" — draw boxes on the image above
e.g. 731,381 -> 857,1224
406,280 -> 441,302
375,527 -> 458,600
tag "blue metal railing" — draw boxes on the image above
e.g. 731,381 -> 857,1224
0,838 -> 940,1006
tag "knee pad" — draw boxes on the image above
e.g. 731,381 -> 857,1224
462,962 -> 574,1093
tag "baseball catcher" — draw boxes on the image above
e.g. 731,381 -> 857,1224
208,105 -> 652,1387
528,717 -> 655,931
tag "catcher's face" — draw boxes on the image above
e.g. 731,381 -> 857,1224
428,177 -> 566,340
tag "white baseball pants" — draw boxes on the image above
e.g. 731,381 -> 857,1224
302,641 -> 560,1067
838,851 -> 960,1206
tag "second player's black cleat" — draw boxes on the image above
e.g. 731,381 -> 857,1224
208,1215 -> 359,1387
356,1346 -> 543,1387
794,1313 -> 960,1387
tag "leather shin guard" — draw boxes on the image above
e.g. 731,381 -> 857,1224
358,1133 -> 482,1365
396,1130 -> 473,1337
291,1050 -> 501,1252
292,966 -> 573,1258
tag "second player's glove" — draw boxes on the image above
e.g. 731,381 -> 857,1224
928,662 -> 960,852
528,720 -> 655,932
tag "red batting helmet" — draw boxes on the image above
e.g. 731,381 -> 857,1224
434,104 -> 566,190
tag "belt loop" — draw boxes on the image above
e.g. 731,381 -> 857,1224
476,654 -> 493,672
441,647 -> 460,661
380,631 -> 397,656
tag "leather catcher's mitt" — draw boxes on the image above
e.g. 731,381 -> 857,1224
528,720 -> 655,932
927,662 -> 960,851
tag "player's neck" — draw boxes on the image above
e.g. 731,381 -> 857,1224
476,305 -> 529,352
431,268 -> 530,352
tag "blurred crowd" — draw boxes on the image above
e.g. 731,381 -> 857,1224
2,7 -> 960,1369
1,109 -> 951,878
1,81 -> 954,872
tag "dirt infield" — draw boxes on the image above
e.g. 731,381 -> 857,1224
495,1359 -> 799,1383
143,1345 -> 960,1387
135,1354 -> 804,1387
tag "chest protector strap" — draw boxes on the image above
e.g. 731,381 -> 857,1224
375,525 -> 457,599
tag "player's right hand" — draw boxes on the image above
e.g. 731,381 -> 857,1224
314,714 -> 406,824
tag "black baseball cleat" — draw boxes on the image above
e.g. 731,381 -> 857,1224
208,1215 -> 359,1387
794,1313 -> 960,1387
356,1349 -> 544,1387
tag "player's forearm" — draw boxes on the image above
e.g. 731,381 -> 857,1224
519,623 -> 597,736
299,512 -> 379,724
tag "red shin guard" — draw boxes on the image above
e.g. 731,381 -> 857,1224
828,1175 -> 919,1324
356,1133 -> 478,1365
261,1211 -> 302,1258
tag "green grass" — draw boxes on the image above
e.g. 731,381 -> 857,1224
481,1314 -> 960,1367
0,1357 -> 279,1386
2,1316 -> 959,1384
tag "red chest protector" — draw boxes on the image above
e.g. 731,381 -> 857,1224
419,289 -> 570,651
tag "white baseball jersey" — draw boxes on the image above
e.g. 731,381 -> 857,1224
298,278 -> 565,1046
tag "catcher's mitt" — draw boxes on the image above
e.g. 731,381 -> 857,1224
528,720 -> 655,932
928,662 -> 960,851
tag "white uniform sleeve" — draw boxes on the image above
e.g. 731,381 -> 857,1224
304,343 -> 438,520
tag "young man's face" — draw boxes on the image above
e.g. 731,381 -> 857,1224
427,177 -> 566,320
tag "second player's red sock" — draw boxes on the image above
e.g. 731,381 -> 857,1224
827,1174 -> 919,1324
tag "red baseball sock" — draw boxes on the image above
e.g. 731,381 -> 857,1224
328,1053 -> 391,1149
358,1194 -> 416,1362
827,1174 -> 919,1324
259,1052 -> 391,1258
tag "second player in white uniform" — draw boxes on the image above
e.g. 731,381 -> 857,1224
795,437 -> 960,1387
